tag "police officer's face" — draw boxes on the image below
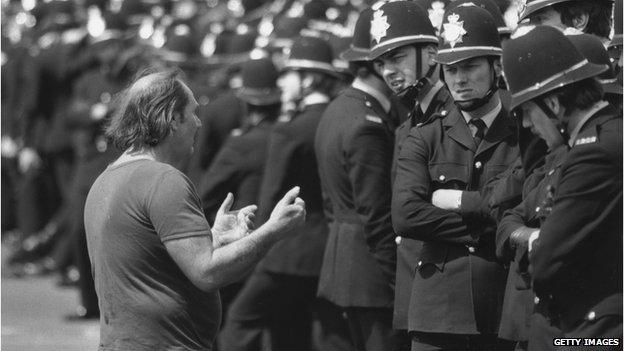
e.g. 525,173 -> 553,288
374,46 -> 420,94
443,57 -> 498,103
518,100 -> 564,149
278,70 -> 303,105
528,7 -> 566,30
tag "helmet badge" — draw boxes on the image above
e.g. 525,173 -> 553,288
370,9 -> 390,44
428,1 -> 446,31
442,13 -> 467,48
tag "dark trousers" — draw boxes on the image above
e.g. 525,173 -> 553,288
344,307 -> 400,351
219,269 -> 352,351
411,332 -> 513,351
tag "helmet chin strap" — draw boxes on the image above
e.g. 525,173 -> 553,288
454,64 -> 499,112
395,46 -> 437,109
533,98 -> 570,143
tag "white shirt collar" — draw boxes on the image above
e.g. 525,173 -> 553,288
301,92 -> 330,108
568,100 -> 609,147
420,80 -> 444,114
462,99 -> 502,130
351,77 -> 392,113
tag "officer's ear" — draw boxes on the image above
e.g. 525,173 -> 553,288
571,12 -> 589,32
425,44 -> 438,67
492,58 -> 503,78
542,94 -> 562,116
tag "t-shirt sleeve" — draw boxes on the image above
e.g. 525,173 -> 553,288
147,169 -> 212,242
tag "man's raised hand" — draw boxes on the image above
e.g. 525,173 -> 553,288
267,186 -> 306,238
212,193 -> 257,248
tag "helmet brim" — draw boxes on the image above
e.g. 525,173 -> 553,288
509,61 -> 609,109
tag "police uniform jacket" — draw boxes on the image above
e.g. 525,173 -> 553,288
495,144 -> 568,342
530,104 -> 622,333
392,83 -> 454,330
257,102 -> 329,276
198,119 -> 273,221
392,103 -> 519,334
314,86 -> 398,308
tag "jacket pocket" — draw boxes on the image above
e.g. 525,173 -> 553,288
417,242 -> 449,275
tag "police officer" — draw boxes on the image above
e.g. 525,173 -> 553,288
517,0 -> 614,44
314,6 -> 401,351
219,35 -> 351,351
502,24 -> 622,344
364,3 -> 452,349
392,4 -> 519,350
198,57 -> 280,223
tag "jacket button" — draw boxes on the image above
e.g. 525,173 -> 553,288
587,311 -> 596,320
534,296 -> 540,304
365,101 -> 372,108
467,246 -> 476,253
535,206 -> 540,212
548,169 -> 555,176
474,161 -> 482,169
395,236 -> 402,245
439,175 -> 446,181
417,261 -> 422,267
440,110 -> 448,116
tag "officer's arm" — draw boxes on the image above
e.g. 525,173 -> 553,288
531,139 -> 622,298
347,122 -> 396,282
392,127 -> 477,244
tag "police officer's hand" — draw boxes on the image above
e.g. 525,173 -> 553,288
267,186 -> 306,238
212,193 -> 257,248
431,189 -> 462,210
18,147 -> 42,174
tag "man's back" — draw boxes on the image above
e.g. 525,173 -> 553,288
85,159 -> 220,351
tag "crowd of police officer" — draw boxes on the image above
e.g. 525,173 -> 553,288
1,0 -> 622,350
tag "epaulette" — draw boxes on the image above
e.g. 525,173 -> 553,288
417,109 -> 448,128
574,135 -> 597,146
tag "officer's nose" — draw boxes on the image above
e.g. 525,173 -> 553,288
521,113 -> 532,129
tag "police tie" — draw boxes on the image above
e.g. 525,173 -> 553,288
469,118 -> 487,147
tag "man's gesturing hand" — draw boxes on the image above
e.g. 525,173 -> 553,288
212,193 -> 257,248
266,186 -> 306,238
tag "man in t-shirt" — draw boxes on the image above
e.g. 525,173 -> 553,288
84,70 -> 306,351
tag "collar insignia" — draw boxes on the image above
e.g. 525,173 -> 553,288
370,9 -> 390,44
442,13 -> 467,48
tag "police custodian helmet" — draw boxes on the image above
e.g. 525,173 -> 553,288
502,25 -> 608,109
367,1 -> 439,60
436,3 -> 502,65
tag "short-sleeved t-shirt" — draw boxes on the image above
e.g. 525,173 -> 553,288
85,158 -> 221,351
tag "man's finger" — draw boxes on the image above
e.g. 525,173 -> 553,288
239,205 -> 258,215
217,193 -> 234,214
294,197 -> 305,208
276,186 -> 300,207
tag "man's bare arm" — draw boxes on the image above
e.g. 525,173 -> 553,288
165,187 -> 306,292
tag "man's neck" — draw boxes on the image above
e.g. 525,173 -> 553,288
118,145 -> 183,170
462,92 -> 501,119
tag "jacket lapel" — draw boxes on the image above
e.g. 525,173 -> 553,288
444,107 -> 476,152
476,108 -> 515,157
